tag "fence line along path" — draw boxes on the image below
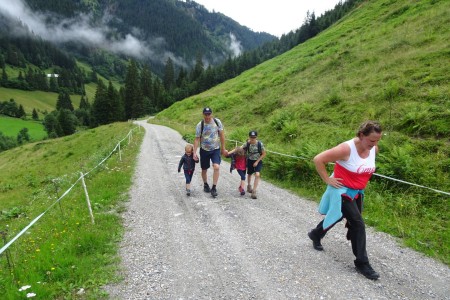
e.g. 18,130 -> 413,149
105,121 -> 450,300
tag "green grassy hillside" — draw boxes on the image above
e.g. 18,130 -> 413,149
0,87 -> 82,117
0,116 -> 46,140
152,0 -> 450,264
0,61 -> 118,119
0,122 -> 143,298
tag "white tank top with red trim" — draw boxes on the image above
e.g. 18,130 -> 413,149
333,139 -> 376,190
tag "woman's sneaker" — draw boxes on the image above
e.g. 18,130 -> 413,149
247,185 -> 253,193
251,191 -> 257,199
203,183 -> 211,193
239,186 -> 245,195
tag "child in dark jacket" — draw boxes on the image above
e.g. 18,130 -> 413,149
178,144 -> 198,196
227,146 -> 247,195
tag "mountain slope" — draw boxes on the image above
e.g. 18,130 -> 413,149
154,0 -> 450,263
15,0 -> 276,76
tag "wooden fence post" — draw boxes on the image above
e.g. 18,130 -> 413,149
80,172 -> 95,225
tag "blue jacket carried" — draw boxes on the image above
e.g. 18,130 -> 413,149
319,185 -> 364,229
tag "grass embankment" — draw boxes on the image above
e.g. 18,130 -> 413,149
151,0 -> 450,265
0,122 -> 144,299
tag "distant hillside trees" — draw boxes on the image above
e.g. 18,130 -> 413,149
17,128 -> 30,144
32,108 -> 39,120
0,22 -> 89,93
0,99 -> 25,118
43,112 -> 63,138
56,91 -> 74,111
0,132 -> 17,152
124,60 -> 142,119
92,80 -> 124,125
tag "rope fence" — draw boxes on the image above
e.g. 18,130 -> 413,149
161,119 -> 450,197
0,125 -> 141,257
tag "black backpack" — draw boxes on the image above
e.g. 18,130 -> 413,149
200,118 -> 219,136
245,140 -> 262,155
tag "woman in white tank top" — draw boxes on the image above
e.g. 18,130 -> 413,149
307,121 -> 382,280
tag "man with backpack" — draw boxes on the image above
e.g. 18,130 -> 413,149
193,107 -> 227,197
243,130 -> 266,199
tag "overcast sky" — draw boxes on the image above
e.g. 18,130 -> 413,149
194,0 -> 342,37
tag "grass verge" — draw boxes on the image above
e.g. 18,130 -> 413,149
0,122 -> 144,299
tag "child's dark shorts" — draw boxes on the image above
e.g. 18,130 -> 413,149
247,159 -> 262,175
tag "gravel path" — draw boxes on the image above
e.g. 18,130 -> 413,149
105,121 -> 450,299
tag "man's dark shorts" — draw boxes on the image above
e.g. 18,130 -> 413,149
247,159 -> 263,175
200,148 -> 221,170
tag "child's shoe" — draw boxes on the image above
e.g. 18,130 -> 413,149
186,189 -> 191,196
239,186 -> 245,196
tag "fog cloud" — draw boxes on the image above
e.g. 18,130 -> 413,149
0,0 -> 187,67
229,33 -> 242,57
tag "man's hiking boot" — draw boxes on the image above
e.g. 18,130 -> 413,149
308,231 -> 324,251
251,191 -> 257,199
355,262 -> 380,280
239,186 -> 245,196
186,189 -> 191,196
211,187 -> 218,197
247,185 -> 253,193
203,183 -> 211,193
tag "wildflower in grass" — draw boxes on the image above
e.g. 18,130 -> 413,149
26,293 -> 36,298
19,285 -> 31,291
51,267 -> 55,271
35,249 -> 40,252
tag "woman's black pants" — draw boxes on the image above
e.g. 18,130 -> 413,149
310,196 -> 369,264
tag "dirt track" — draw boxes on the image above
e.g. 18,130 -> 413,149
105,121 -> 450,300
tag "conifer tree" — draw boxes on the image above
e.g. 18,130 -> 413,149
17,105 -> 26,118
107,80 -> 123,122
163,57 -> 175,90
191,53 -> 204,81
140,66 -> 153,98
32,108 -> 39,120
49,76 -> 59,92
1,68 -> 8,85
58,109 -> 77,136
124,60 -> 143,119
79,95 -> 90,110
56,91 -> 74,111
176,67 -> 187,88
92,79 -> 109,125
43,112 -> 63,138
17,128 -> 30,144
